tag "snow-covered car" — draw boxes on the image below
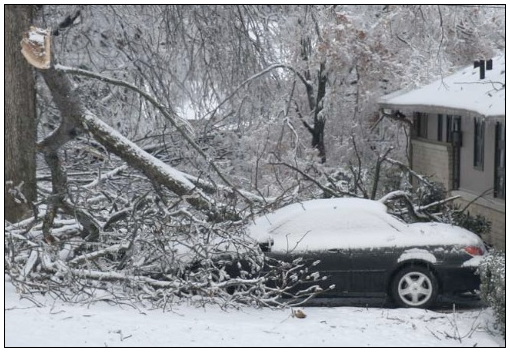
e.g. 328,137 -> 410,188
247,198 -> 486,308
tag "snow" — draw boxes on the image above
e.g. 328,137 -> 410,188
247,198 -> 485,252
379,54 -> 505,118
27,27 -> 49,46
4,279 -> 503,347
397,248 -> 437,264
462,256 -> 484,268
28,31 -> 45,45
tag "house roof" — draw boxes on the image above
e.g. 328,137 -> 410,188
379,54 -> 505,119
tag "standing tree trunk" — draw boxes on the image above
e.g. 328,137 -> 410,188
297,13 -> 328,164
311,61 -> 327,164
5,5 -> 37,222
299,42 -> 328,164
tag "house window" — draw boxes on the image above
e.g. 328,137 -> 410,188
446,115 -> 462,143
437,114 -> 443,141
494,122 -> 505,199
412,112 -> 428,139
446,115 -> 452,142
473,119 -> 485,170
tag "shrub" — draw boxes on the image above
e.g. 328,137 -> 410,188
479,250 -> 505,336
452,210 -> 492,236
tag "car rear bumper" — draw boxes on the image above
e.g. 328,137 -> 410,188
436,266 -> 481,294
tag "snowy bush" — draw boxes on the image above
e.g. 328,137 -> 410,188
479,250 -> 505,336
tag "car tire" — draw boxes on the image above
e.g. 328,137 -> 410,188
391,266 -> 438,308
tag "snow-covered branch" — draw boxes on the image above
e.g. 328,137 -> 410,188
208,63 -> 313,120
385,157 -> 434,187
55,64 -> 253,206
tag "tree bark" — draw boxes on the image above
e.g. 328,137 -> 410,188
312,62 -> 327,164
5,5 -> 37,222
299,31 -> 328,164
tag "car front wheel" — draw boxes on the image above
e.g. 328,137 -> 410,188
391,266 -> 438,308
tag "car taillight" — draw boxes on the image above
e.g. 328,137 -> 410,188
464,246 -> 484,256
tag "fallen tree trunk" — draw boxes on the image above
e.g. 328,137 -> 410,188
79,109 -> 214,212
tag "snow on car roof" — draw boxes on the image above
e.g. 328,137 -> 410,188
247,198 -> 483,252
379,54 -> 505,118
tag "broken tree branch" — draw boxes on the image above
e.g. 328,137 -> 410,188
385,157 -> 434,187
269,160 -> 358,199
54,64 -> 256,207
22,27 -> 234,220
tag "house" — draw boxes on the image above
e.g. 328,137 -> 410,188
379,55 -> 505,249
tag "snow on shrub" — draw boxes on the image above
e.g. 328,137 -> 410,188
479,250 -> 505,336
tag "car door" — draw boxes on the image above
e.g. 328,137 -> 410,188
309,248 -> 351,297
264,248 -> 351,298
347,247 -> 396,296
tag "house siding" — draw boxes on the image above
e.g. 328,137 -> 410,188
455,118 -> 505,250
458,118 -> 499,194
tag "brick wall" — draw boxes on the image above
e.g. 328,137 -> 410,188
411,139 -> 452,190
452,191 -> 506,250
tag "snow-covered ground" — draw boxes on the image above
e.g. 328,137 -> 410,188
5,279 -> 504,347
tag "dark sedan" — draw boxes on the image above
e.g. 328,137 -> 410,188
246,198 -> 486,308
